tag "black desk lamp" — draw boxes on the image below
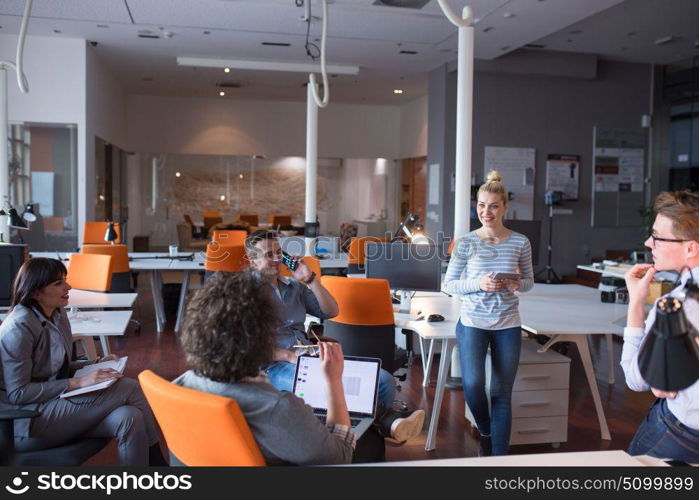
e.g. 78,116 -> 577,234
638,277 -> 699,392
21,203 -> 36,223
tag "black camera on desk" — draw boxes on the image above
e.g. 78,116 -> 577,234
599,276 -> 628,304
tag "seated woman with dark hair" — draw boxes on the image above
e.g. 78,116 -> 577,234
174,270 -> 355,465
0,258 -> 165,466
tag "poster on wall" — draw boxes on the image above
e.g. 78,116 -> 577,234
484,146 -> 536,220
546,154 -> 580,200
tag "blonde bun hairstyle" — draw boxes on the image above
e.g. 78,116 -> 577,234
478,170 -> 508,204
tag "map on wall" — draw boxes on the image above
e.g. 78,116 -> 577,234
484,146 -> 536,220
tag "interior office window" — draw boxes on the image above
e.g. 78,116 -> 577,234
95,138 -> 128,240
7,123 -> 78,251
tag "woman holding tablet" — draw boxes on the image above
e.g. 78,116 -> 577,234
443,170 -> 534,456
0,258 -> 165,466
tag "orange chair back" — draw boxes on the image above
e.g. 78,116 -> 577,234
269,215 -> 292,227
138,370 -> 266,466
66,253 -> 113,291
447,239 -> 456,256
238,214 -> 259,226
81,244 -> 130,273
320,276 -> 394,326
205,244 -> 247,272
347,237 -> 388,266
82,222 -> 121,244
44,217 -> 64,232
280,256 -> 321,279
212,230 -> 247,246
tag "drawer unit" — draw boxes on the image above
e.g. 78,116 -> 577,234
465,338 -> 571,446
510,416 -> 568,445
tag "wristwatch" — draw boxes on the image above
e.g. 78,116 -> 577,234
303,272 -> 317,286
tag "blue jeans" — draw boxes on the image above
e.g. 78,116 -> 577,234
456,321 -> 522,456
627,398 -> 699,463
265,361 -> 396,415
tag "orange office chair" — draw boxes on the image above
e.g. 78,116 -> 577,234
66,253 -> 113,292
82,222 -> 121,244
212,230 -> 247,246
280,256 -> 321,279
138,370 -> 266,466
347,237 -> 389,274
203,211 -> 223,232
204,243 -> 247,277
447,239 -> 456,256
269,215 -> 292,227
238,214 -> 259,226
81,244 -> 131,292
320,276 -> 401,372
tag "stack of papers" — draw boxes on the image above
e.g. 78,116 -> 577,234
60,357 -> 128,398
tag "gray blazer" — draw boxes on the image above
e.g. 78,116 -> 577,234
0,304 -> 88,435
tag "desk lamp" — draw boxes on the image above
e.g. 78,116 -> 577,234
638,277 -> 699,392
104,222 -> 118,244
21,204 -> 36,223
392,213 -> 424,243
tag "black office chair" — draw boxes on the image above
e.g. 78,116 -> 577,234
0,410 -> 109,466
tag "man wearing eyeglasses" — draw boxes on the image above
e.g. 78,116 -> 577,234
622,190 -> 699,463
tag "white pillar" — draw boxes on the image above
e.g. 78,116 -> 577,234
305,81 -> 318,256
437,3 -> 475,379
0,67 -> 9,242
452,8 -> 474,239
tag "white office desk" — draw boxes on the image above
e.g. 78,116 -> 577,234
0,310 -> 131,360
0,289 -> 137,312
33,251 -> 348,334
399,284 -> 626,451
365,450 -> 667,467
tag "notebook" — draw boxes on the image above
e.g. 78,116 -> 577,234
292,355 -> 380,439
60,356 -> 128,398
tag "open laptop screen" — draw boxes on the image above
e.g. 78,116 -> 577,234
292,355 -> 380,417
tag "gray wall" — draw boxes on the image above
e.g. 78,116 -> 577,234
427,52 -> 652,276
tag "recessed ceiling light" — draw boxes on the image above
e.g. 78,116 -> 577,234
393,89 -> 403,94
219,91 -> 225,97
53,29 -> 61,34
655,35 -> 679,45
503,12 -> 515,18
224,67 -> 230,73
175,172 -> 181,177
482,26 -> 494,33
239,174 -> 244,179
220,195 -> 226,201
203,31 -> 211,35
399,50 -> 418,55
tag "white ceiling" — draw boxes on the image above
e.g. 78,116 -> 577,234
0,0 -> 696,105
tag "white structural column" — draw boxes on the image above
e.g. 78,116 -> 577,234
305,81 -> 319,256
437,1 -> 474,239
437,1 -> 475,378
0,68 -> 8,242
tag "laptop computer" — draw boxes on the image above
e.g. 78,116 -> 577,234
292,354 -> 381,439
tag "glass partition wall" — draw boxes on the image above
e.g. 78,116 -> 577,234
6,123 -> 78,251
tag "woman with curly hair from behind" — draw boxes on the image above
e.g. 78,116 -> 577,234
173,270 -> 355,465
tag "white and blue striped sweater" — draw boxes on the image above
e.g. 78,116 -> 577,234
443,230 -> 534,330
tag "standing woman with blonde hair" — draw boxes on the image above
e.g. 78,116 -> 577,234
443,170 -> 534,456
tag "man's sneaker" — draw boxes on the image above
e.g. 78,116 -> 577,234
389,409 -> 425,442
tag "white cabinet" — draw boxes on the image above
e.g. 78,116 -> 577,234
465,337 -> 571,446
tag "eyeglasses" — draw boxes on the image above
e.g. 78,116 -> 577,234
649,234 -> 690,245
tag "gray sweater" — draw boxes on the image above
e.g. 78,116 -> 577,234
173,370 -> 354,466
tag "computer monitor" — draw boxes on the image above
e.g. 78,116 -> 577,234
365,242 -> 441,312
0,244 -> 26,307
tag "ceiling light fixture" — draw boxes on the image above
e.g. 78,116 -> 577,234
502,12 -> 515,18
655,35 -> 679,45
393,89 -> 403,94
177,56 -> 360,76
224,67 -> 230,73
175,172 -> 181,177
219,91 -> 225,96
